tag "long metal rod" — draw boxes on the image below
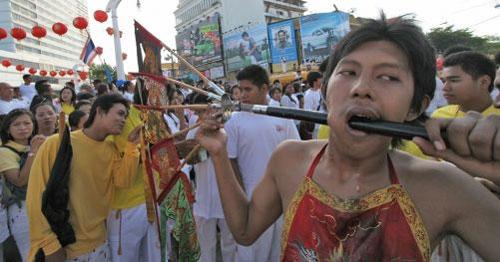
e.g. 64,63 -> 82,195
237,104 -> 435,140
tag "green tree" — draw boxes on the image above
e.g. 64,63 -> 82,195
89,64 -> 117,83
426,25 -> 499,55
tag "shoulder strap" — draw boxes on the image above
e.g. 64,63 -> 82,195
306,144 -> 328,179
1,145 -> 22,156
387,155 -> 400,184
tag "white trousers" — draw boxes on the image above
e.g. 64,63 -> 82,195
107,204 -> 161,262
7,201 -> 29,262
66,242 -> 111,262
195,216 -> 236,262
237,216 -> 283,262
431,235 -> 484,262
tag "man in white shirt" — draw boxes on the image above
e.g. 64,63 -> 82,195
301,71 -> 322,139
224,65 -> 300,262
19,74 -> 37,104
0,83 -> 26,116
186,94 -> 236,262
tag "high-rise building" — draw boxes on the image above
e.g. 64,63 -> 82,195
0,0 -> 88,85
174,0 -> 307,79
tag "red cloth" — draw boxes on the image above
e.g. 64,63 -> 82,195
281,145 -> 429,261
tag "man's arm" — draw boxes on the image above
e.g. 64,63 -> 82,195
230,158 -> 245,190
26,137 -> 64,261
196,119 -> 282,245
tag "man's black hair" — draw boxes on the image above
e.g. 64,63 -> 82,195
444,51 -> 496,92
241,32 -> 249,38
236,65 -> 270,88
34,80 -> 50,95
92,79 -> 102,86
75,100 -> 92,111
68,110 -> 87,129
319,57 -> 329,73
22,74 -> 31,80
307,71 -> 322,87
83,93 -> 129,128
76,93 -> 94,101
443,45 -> 472,57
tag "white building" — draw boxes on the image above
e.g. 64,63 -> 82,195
0,0 -> 88,86
174,0 -> 307,78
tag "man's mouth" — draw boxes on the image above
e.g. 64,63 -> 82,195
345,109 -> 381,137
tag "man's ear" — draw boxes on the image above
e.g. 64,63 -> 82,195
477,75 -> 492,92
406,95 -> 430,122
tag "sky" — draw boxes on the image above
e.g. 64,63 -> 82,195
87,0 -> 500,72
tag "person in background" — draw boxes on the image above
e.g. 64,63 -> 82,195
29,80 -> 53,111
19,74 -> 36,104
268,87 -> 282,107
96,84 -> 110,97
76,83 -> 94,101
0,83 -> 26,116
0,109 -> 45,261
55,87 -> 76,116
75,100 -> 92,115
31,102 -> 57,137
230,85 -> 241,102
122,81 -> 135,102
68,110 -> 88,131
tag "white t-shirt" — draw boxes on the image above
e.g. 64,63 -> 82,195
268,99 -> 281,107
187,127 -> 224,219
225,112 -> 300,196
303,88 -> 321,111
19,83 -> 37,103
123,92 -> 134,102
426,77 -> 447,115
0,99 -> 27,115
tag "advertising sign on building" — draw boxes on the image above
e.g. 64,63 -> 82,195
267,19 -> 298,73
300,12 -> 350,65
223,23 -> 270,72
175,14 -> 223,67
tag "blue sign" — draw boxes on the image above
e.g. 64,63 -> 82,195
300,12 -> 350,64
268,20 -> 298,73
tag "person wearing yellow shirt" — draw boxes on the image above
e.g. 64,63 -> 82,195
106,89 -> 161,262
26,94 -> 141,262
55,86 -> 76,116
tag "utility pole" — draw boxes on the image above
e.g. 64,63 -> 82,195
106,0 -> 126,80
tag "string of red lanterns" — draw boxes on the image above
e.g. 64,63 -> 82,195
0,9 -> 122,82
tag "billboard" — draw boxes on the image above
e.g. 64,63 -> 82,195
223,23 -> 270,72
268,20 -> 299,74
175,14 -> 223,67
300,12 -> 350,65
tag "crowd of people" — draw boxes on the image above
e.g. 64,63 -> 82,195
0,13 -> 499,262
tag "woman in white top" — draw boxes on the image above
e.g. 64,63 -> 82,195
122,81 -> 135,102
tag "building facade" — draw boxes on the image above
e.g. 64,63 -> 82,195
0,0 -> 88,86
174,0 -> 307,80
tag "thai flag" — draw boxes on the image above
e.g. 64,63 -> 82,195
80,37 -> 98,66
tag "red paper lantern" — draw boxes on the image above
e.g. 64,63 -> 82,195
122,53 -> 127,60
11,27 -> 26,41
106,27 -> 114,36
94,10 -> 108,23
52,23 -> 68,36
0,28 -> 7,40
39,70 -> 47,76
31,25 -> 47,39
15,64 -> 25,72
1,59 -> 11,67
73,17 -> 88,30
59,70 -> 66,77
67,69 -> 74,75
78,71 -> 88,80
28,68 -> 37,75
96,46 -> 103,55
49,71 -> 57,77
